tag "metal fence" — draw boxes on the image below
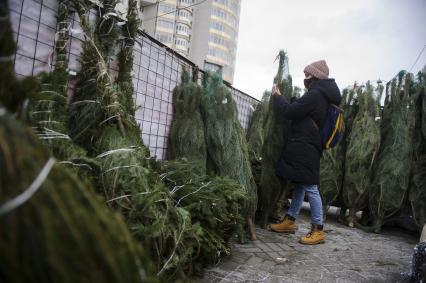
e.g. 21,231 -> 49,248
9,0 -> 259,159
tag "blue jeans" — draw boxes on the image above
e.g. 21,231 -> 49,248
287,184 -> 323,225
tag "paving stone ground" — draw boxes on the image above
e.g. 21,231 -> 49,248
192,205 -> 419,283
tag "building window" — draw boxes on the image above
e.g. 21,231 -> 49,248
157,19 -> 174,29
209,34 -> 226,46
212,7 -> 227,20
176,23 -> 190,34
210,21 -> 225,32
208,47 -> 229,61
178,10 -> 191,20
159,3 -> 175,14
155,32 -> 173,44
175,38 -> 189,47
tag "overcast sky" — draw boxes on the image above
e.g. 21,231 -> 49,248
232,0 -> 426,100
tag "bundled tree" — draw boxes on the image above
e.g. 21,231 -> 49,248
408,69 -> 426,229
0,113 -> 157,283
247,91 -> 270,194
247,91 -> 270,161
160,159 -> 247,273
319,87 -> 358,219
341,82 -> 381,227
201,72 -> 257,240
168,69 -> 206,171
369,72 -> 417,233
27,0 -> 96,181
258,50 -> 293,227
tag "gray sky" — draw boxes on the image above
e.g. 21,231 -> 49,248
232,0 -> 426,100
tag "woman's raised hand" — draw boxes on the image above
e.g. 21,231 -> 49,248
272,84 -> 281,96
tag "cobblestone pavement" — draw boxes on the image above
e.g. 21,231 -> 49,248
193,206 -> 419,283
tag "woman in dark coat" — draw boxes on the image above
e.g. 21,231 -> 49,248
270,60 -> 341,245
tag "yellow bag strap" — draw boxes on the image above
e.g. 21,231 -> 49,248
326,113 -> 343,149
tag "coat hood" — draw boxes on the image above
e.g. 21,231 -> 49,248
312,79 -> 341,105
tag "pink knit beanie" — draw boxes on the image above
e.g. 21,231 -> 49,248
303,60 -> 329,79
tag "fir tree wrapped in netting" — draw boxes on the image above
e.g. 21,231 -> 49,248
159,159 -> 246,272
258,50 -> 293,227
410,155 -> 426,228
0,114 -> 156,283
341,83 -> 381,227
247,92 -> 270,189
168,69 -> 206,171
27,1 -> 96,180
409,70 -> 426,228
319,88 -> 352,215
201,72 -> 257,240
69,0 -> 125,148
369,73 -> 417,232
247,91 -> 270,162
319,87 -> 360,219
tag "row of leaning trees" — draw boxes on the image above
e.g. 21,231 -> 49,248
247,51 -> 426,235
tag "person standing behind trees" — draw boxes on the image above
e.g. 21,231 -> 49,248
270,60 -> 342,245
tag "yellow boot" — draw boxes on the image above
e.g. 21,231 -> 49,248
300,224 -> 325,245
270,215 -> 296,233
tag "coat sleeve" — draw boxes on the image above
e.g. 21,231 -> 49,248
275,91 -> 317,120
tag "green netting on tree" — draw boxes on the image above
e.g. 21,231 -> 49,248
422,70 -> 426,139
168,69 -> 206,171
27,2 -> 97,181
319,148 -> 343,212
0,112 -> 157,283
247,92 -> 270,198
342,83 -> 381,227
247,91 -> 269,162
29,74 -> 99,182
369,73 -> 417,232
409,70 -> 426,228
159,159 -> 246,273
201,71 -> 257,237
258,50 -> 293,227
319,88 -> 350,213
68,1 -> 125,148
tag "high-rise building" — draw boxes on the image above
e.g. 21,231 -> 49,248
190,0 -> 241,83
141,0 -> 194,57
141,0 -> 241,84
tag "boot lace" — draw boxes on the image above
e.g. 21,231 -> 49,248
305,230 -> 320,238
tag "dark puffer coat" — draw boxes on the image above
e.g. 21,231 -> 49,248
275,79 -> 342,185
